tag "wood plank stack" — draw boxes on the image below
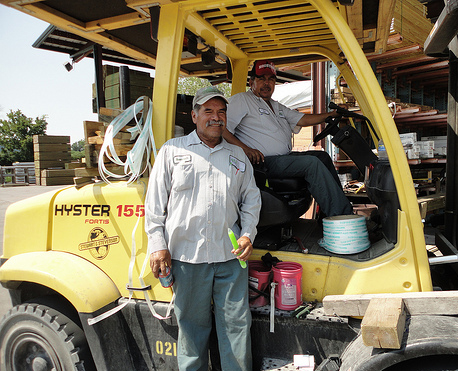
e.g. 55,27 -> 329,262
331,87 -> 356,105
33,135 -> 74,185
93,65 -> 154,110
392,0 -> 433,46
83,120 -> 136,169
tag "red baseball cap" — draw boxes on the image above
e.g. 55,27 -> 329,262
250,60 -> 277,77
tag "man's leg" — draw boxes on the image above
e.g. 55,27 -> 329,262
291,151 -> 342,188
264,154 -> 352,216
212,259 -> 252,371
173,260 -> 214,371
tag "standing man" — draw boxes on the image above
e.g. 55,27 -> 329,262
145,86 -> 261,371
224,59 -> 352,217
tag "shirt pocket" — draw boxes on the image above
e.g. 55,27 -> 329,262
172,163 -> 194,192
226,161 -> 243,202
259,111 -> 280,134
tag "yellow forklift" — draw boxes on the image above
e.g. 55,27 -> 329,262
1,0 -> 457,370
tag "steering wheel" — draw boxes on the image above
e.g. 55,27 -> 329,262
313,116 -> 341,144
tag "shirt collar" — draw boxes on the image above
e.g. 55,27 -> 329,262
248,89 -> 274,106
187,130 -> 233,152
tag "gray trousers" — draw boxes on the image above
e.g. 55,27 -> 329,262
264,151 -> 353,217
173,259 -> 252,371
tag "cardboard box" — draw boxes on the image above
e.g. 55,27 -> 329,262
406,144 -> 420,159
399,132 -> 417,148
421,135 -> 447,156
419,140 -> 434,159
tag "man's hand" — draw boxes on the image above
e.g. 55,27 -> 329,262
243,147 -> 264,165
150,249 -> 172,279
231,236 -> 253,262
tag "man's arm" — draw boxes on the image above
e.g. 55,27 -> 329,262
223,128 -> 265,164
226,93 -> 265,164
296,110 -> 339,128
235,157 -> 262,261
145,145 -> 172,278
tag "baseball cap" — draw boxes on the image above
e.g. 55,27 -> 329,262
250,60 -> 277,77
192,86 -> 228,108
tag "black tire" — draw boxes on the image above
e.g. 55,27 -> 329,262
0,302 -> 94,371
384,355 -> 458,371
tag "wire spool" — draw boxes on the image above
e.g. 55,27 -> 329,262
319,215 -> 370,254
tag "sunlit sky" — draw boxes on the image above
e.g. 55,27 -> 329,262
1,6 -> 114,143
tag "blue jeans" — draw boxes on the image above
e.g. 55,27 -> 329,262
172,259 -> 252,371
264,152 -> 353,217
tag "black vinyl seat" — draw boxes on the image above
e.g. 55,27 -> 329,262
253,165 -> 312,228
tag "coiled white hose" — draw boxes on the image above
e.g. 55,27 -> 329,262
98,96 -> 157,184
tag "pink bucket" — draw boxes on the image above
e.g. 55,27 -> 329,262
248,261 -> 271,307
272,262 -> 303,310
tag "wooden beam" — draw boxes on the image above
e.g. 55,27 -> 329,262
418,193 -> 446,219
323,291 -> 458,317
361,297 -> 407,349
85,12 -> 149,32
375,0 -> 396,54
346,0 -> 363,46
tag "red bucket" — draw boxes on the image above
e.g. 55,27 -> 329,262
272,262 -> 303,310
248,261 -> 271,307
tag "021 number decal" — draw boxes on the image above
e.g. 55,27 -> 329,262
156,341 -> 177,357
116,204 -> 145,217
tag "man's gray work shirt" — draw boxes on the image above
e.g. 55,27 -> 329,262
226,89 -> 304,156
145,130 -> 261,264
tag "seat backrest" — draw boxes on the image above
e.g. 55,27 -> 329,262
254,165 -> 312,228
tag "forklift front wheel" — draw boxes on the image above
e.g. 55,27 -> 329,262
0,303 -> 94,371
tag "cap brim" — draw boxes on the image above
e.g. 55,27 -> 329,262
194,93 -> 228,106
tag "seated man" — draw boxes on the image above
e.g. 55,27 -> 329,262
223,59 -> 352,217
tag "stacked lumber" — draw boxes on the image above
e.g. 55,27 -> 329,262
75,120 -> 136,187
331,87 -> 356,105
93,65 -> 154,110
33,135 -> 74,185
83,120 -> 135,168
345,0 -> 396,54
40,169 -> 76,186
392,0 -> 433,46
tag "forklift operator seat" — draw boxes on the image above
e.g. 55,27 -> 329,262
253,165 -> 312,228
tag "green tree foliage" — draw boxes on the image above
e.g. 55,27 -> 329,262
71,139 -> 85,160
0,110 -> 47,165
177,76 -> 232,98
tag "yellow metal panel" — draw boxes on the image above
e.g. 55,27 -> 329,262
50,180 -> 173,303
323,212 -> 423,296
186,0 -> 337,58
152,3 -> 186,145
250,213 -> 428,302
249,250 -> 331,303
310,0 -> 432,291
0,251 -> 120,313
2,188 -> 68,258
230,58 -> 250,95
184,11 -> 246,60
